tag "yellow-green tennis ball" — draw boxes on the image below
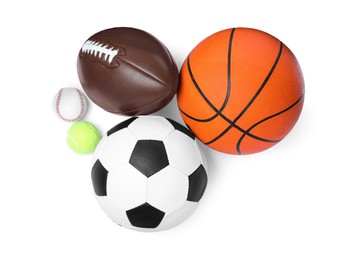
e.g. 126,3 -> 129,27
67,121 -> 100,154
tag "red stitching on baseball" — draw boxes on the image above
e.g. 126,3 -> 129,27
56,88 -> 86,122
70,89 -> 85,122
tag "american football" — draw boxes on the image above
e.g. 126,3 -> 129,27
77,27 -> 179,116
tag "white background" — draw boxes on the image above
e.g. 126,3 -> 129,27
1,0 -> 349,259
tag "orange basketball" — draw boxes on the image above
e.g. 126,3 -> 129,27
177,28 -> 305,155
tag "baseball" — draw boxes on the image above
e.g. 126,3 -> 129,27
52,87 -> 88,122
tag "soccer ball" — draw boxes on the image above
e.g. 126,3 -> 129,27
91,116 -> 208,232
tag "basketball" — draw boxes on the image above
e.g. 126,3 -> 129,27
177,27 -> 305,155
77,27 -> 179,116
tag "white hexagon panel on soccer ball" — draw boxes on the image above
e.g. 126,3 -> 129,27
94,195 -> 132,228
107,164 -> 148,211
164,131 -> 203,175
128,116 -> 174,141
96,128 -> 137,171
147,167 -> 188,213
155,201 -> 198,231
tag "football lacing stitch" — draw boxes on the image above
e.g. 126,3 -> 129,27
81,40 -> 119,64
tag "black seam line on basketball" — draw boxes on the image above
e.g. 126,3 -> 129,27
232,41 -> 284,125
181,30 -> 280,144
236,92 -> 305,155
179,106 -> 261,140
204,41 -> 284,145
117,57 -> 175,93
203,117 -> 277,145
180,28 -> 236,123
224,28 -> 234,118
181,52 -> 237,123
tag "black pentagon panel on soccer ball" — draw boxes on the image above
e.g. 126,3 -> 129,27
187,164 -> 208,202
107,117 -> 138,136
129,140 -> 169,177
126,202 -> 165,228
166,118 -> 195,140
91,159 -> 108,196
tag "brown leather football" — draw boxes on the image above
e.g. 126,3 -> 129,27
77,27 -> 179,116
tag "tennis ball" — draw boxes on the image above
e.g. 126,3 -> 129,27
67,121 -> 100,154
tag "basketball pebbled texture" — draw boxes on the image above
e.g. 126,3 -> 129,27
77,27 -> 179,116
177,27 -> 305,155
